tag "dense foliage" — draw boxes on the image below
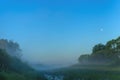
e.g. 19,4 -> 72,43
78,36 -> 120,65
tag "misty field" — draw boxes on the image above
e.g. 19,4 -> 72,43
43,66 -> 120,80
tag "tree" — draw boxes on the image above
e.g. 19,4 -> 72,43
0,39 -> 22,58
106,39 -> 117,51
78,54 -> 90,64
92,43 -> 105,53
78,36 -> 120,65
0,49 -> 11,71
115,37 -> 120,52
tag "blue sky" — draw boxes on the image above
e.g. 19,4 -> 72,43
0,0 -> 120,65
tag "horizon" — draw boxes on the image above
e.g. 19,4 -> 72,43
1,0 -> 120,66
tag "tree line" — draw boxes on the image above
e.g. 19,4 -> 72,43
78,36 -> 120,65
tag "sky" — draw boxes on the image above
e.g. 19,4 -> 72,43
0,0 -> 120,65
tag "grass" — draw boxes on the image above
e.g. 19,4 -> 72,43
50,65 -> 120,80
0,72 -> 28,80
0,71 -> 47,80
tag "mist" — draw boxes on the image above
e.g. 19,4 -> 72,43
1,0 -> 120,80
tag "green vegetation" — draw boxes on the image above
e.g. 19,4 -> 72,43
0,39 -> 46,80
0,39 -> 22,58
53,67 -> 120,80
78,36 -> 120,66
